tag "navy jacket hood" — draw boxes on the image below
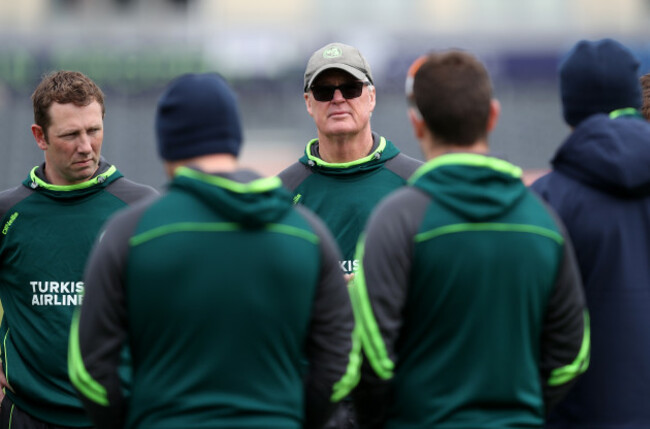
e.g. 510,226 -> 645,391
551,114 -> 650,197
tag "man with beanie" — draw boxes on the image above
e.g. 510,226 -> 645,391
532,38 -> 650,428
0,70 -> 157,428
68,73 -> 359,429
350,49 -> 589,428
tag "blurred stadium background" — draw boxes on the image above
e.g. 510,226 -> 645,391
1,0 -> 650,190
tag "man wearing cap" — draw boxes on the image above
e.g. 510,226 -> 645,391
68,73 -> 359,429
349,49 -> 589,428
278,42 -> 422,278
531,39 -> 650,428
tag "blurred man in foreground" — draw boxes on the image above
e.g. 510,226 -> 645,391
350,50 -> 589,428
69,73 -> 358,429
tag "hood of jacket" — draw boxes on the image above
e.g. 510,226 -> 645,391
410,153 -> 527,222
552,113 -> 650,197
169,166 -> 293,228
22,159 -> 123,200
298,134 -> 401,176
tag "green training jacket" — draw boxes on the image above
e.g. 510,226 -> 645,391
278,133 -> 422,273
0,161 -> 157,426
68,167 -> 359,429
350,153 -> 590,428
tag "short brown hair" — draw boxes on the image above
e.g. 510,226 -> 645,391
412,50 -> 492,145
31,71 -> 105,136
641,73 -> 650,121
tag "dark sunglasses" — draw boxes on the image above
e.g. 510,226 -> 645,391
310,81 -> 367,102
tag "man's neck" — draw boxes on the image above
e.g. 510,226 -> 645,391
165,154 -> 238,178
316,129 -> 375,163
423,139 -> 489,161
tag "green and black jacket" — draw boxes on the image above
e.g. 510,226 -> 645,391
0,160 -> 157,427
350,153 -> 590,428
278,133 -> 422,273
68,167 -> 359,429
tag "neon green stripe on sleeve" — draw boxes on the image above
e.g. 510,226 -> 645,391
68,310 -> 109,406
265,224 -> 320,245
330,324 -> 362,402
348,235 -> 395,380
548,311 -> 591,386
3,328 -> 10,385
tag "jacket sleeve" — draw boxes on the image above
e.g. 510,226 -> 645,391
277,162 -> 312,193
540,216 -> 590,414
68,203 -> 148,429
297,206 -> 358,429
348,188 -> 429,428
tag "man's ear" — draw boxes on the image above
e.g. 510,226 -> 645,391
408,108 -> 427,140
304,93 -> 314,117
487,99 -> 501,133
31,125 -> 48,151
367,85 -> 376,113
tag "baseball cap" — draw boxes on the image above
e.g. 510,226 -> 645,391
303,42 -> 374,92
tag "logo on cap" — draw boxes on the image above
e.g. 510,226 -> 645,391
323,47 -> 343,59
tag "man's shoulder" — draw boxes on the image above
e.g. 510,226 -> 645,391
529,169 -> 574,202
384,152 -> 423,181
106,177 -> 159,205
376,185 -> 429,215
278,161 -> 312,192
0,184 -> 32,218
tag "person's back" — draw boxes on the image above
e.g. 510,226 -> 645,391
411,160 -> 578,426
351,51 -> 589,428
69,73 -> 357,429
107,169 -> 349,427
532,38 -> 650,428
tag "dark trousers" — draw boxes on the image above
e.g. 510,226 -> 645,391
0,396 -> 91,429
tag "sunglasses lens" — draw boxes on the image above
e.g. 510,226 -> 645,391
311,86 -> 335,101
340,82 -> 364,99
311,82 -> 365,101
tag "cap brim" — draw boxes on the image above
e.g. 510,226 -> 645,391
304,64 -> 369,92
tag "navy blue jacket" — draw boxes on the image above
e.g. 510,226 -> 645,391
532,113 -> 650,429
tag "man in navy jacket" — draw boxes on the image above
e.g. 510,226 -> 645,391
532,38 -> 650,429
